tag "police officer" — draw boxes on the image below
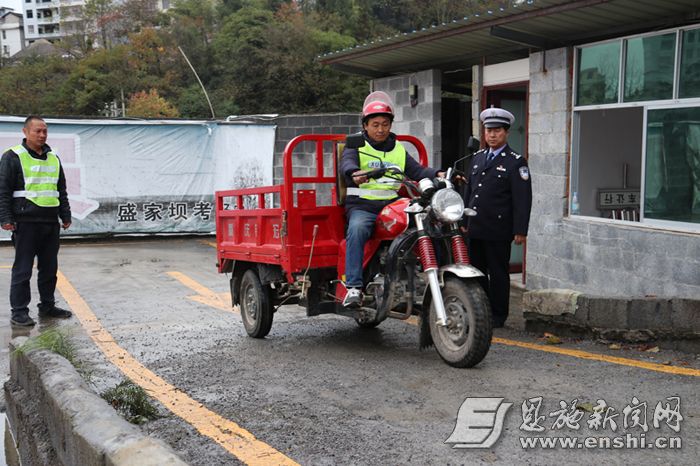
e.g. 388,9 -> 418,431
0,116 -> 72,327
462,107 -> 532,328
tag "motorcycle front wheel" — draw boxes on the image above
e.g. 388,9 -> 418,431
429,278 -> 492,368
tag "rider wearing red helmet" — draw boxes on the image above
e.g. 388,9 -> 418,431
339,91 -> 445,307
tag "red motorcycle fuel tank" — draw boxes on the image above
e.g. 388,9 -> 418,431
373,198 -> 410,240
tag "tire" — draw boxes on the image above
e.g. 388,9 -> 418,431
429,278 -> 492,368
239,269 -> 273,338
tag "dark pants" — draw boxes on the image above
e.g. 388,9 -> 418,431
10,222 -> 60,316
469,238 -> 512,326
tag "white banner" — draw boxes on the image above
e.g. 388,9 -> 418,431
0,117 -> 275,236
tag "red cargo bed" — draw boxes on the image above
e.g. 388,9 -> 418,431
215,134 -> 427,282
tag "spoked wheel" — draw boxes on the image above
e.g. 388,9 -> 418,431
429,278 -> 492,368
239,269 -> 273,338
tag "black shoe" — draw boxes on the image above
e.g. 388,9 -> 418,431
11,313 -> 36,327
39,306 -> 72,319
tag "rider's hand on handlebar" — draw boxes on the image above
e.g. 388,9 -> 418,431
352,171 -> 368,185
451,169 -> 467,185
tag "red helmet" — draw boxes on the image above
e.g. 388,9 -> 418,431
362,101 -> 393,119
362,91 -> 395,122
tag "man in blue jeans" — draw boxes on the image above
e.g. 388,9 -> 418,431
339,91 -> 444,307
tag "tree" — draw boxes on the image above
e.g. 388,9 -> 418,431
126,89 -> 180,117
0,57 -> 76,115
82,0 -> 120,49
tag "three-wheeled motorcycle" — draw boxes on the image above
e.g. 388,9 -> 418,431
215,133 -> 491,367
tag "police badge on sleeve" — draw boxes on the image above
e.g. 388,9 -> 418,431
519,166 -> 530,180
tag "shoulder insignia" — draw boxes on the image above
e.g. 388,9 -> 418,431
519,166 -> 530,180
509,151 -> 522,159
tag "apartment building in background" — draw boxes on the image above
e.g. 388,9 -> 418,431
0,7 -> 24,58
21,0 -> 170,46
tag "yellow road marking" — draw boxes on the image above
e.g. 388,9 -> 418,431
166,271 -> 232,312
492,337 -> 700,377
403,316 -> 698,377
56,271 -> 299,466
0,265 -> 11,269
201,240 -> 217,248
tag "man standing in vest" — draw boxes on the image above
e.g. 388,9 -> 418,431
339,91 -> 445,308
0,116 -> 72,327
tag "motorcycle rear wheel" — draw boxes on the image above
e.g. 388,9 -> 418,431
429,278 -> 492,368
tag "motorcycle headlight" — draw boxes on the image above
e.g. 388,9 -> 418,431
430,189 -> 464,223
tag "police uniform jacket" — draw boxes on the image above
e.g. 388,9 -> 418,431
0,140 -> 71,225
463,144 -> 532,241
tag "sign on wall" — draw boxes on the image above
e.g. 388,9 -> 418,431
0,117 -> 275,236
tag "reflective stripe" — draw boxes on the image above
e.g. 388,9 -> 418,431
30,165 -> 57,173
13,190 -> 60,198
375,177 -> 402,188
24,176 -> 59,184
346,187 -> 399,199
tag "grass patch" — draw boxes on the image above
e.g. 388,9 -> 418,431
14,326 -> 92,382
101,380 -> 160,424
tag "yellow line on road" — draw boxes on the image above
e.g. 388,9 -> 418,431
492,337 -> 700,377
403,317 -> 698,377
167,271 -> 232,312
56,271 -> 299,466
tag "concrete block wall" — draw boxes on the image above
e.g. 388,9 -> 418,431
525,48 -> 700,299
272,113 -> 361,183
372,69 -> 443,168
271,113 -> 361,206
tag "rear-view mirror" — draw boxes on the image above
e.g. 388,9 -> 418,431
467,136 -> 480,153
345,132 -> 364,149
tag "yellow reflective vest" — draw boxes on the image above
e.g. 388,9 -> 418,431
10,144 -> 60,207
349,141 -> 406,201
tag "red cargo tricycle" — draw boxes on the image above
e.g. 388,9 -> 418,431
215,133 -> 491,367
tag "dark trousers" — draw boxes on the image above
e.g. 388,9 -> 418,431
469,238 -> 512,325
10,222 -> 60,315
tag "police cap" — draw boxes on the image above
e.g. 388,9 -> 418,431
480,107 -> 515,129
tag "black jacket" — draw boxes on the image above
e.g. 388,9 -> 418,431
340,132 -> 440,216
462,144 -> 531,241
0,140 -> 71,225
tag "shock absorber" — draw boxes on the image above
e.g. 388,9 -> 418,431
451,228 -> 470,264
416,236 -> 438,271
414,214 -> 448,326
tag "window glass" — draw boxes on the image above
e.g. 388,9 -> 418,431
624,33 -> 676,102
26,10 -> 33,18
679,28 -> 700,98
576,42 -> 620,106
645,106 -> 700,224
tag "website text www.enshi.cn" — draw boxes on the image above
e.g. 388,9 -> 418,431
520,433 -> 682,450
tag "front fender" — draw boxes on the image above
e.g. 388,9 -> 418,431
438,264 -> 484,283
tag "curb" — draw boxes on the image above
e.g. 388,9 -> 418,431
3,336 -> 188,466
522,289 -> 700,352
